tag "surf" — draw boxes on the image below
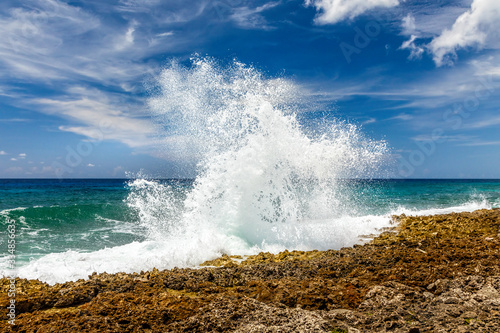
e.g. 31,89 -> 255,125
129,57 -> 390,256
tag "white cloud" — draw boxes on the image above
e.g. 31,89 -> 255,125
0,0 -> 225,160
114,21 -> 138,51
156,31 -> 174,38
127,0 -> 160,4
466,115 -> 500,129
401,14 -> 416,35
0,151 -> 6,155
117,0 -> 161,13
361,117 -> 376,125
412,134 -> 475,143
28,86 -> 156,148
390,113 -> 413,121
429,0 -> 500,66
459,140 -> 500,146
399,4 -> 475,38
0,118 -> 30,122
87,163 -> 95,167
229,2 -> 279,30
400,35 -> 424,60
19,153 -> 26,158
306,0 -> 400,25
0,0 -> 175,88
10,158 -> 17,161
33,93 -> 157,148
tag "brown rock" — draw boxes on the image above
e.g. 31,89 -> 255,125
1,208 -> 499,332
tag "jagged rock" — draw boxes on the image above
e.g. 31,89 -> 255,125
1,209 -> 499,332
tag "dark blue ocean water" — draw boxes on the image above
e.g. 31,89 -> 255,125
1,178 -> 499,284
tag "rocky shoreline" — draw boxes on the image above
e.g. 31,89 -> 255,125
2,209 -> 500,332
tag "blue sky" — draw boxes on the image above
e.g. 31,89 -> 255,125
1,0 -> 499,178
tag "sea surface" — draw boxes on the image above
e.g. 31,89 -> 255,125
2,59 -> 500,284
1,178 -> 499,284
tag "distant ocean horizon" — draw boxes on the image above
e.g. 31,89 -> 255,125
1,178 -> 499,285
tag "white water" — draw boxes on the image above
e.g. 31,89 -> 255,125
129,58 -> 390,255
11,198 -> 491,284
8,59 -> 494,285
143,57 -> 388,244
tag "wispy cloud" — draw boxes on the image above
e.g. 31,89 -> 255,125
389,113 -> 413,121
30,86 -> 157,148
412,134 -> 475,142
116,0 -> 161,13
0,0 -> 200,92
361,117 -> 376,125
399,35 -> 424,60
465,115 -> 500,129
0,0 -> 215,155
1,0 -> 283,150
459,140 -> 500,147
229,2 -> 280,30
0,118 -> 30,122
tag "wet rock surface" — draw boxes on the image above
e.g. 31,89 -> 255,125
1,209 -> 500,332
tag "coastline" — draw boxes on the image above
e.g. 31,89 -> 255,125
1,208 -> 499,332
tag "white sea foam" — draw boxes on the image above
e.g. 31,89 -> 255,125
6,197 -> 492,284
391,199 -> 492,217
8,58 -> 387,284
143,57 -> 389,246
0,207 -> 27,216
7,59 -> 495,285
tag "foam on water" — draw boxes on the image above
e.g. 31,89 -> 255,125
7,59 -> 496,285
143,57 -> 389,247
392,198 -> 492,217
8,197 -> 490,284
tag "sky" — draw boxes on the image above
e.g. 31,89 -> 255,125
1,0 -> 499,179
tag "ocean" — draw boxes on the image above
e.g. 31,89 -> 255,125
2,59 -> 500,285
1,178 -> 499,285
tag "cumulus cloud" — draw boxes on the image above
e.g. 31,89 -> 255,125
429,0 -> 500,66
305,0 -> 400,25
0,151 -> 6,155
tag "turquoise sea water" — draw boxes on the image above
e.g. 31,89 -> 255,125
2,60 -> 500,284
1,178 -> 499,284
